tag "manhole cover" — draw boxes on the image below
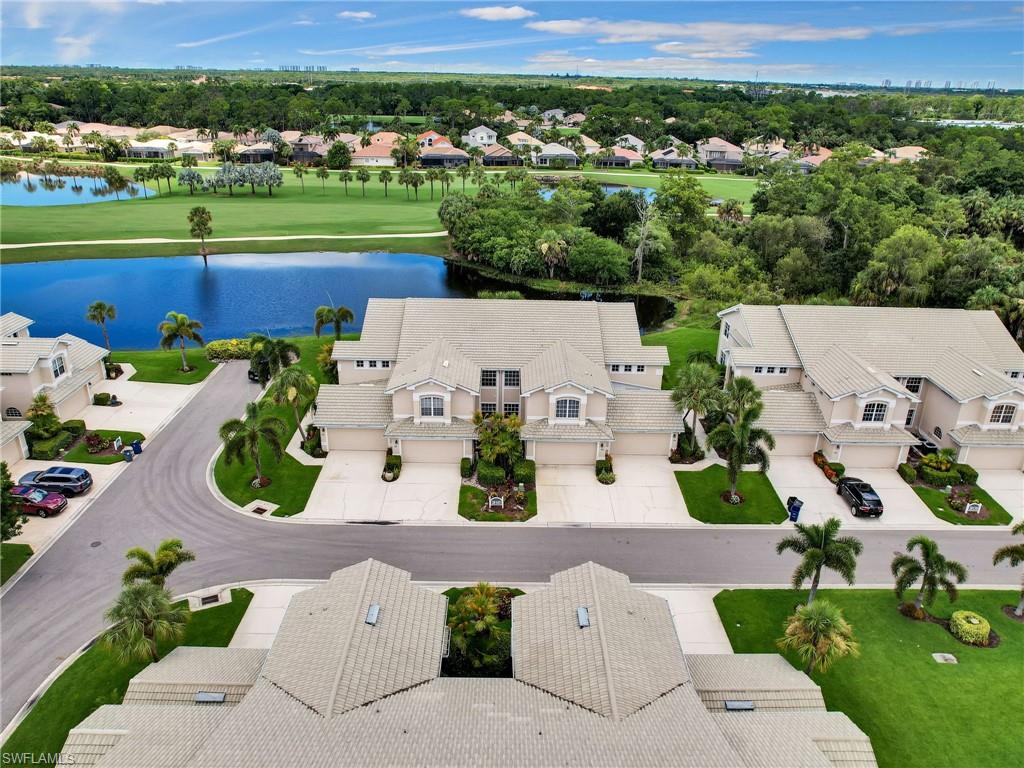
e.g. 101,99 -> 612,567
90,541 -> 102,548
932,652 -> 958,664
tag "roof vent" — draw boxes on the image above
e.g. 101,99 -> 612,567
365,603 -> 381,626
442,359 -> 450,368
972,369 -> 983,377
195,691 -> 226,704
724,700 -> 755,712
577,606 -> 591,628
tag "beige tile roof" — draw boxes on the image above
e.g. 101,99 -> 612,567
606,391 -> 686,432
386,339 -> 480,394
384,417 -> 476,439
538,142 -> 578,158
722,305 -> 801,367
712,711 -> 878,768
949,424 -> 1024,447
0,312 -> 33,337
521,340 -> 613,395
822,423 -> 919,445
0,337 -> 59,373
512,562 -> 689,720
598,304 -> 670,364
260,559 -> 448,717
685,654 -> 826,712
314,384 -> 392,428
124,647 -> 267,706
333,298 -> 405,360
927,350 -> 1024,401
759,390 -> 827,433
521,419 -> 613,441
805,346 -> 912,400
0,420 -> 31,446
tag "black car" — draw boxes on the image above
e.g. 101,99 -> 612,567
18,466 -> 94,497
836,477 -> 883,517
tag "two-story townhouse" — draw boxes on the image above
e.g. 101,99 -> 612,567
615,134 -> 647,155
314,299 -> 681,466
696,137 -> 744,171
716,305 -> 1024,470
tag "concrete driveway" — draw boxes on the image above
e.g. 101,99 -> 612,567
977,470 -> 1023,523
300,451 -> 460,522
84,363 -> 197,435
535,456 -> 691,525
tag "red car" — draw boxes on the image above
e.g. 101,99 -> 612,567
10,485 -> 68,518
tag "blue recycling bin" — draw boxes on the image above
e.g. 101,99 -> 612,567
787,496 -> 803,522
132,439 -> 143,454
122,448 -> 135,463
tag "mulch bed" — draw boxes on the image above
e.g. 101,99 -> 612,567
1002,606 -> 1024,624
899,602 -> 1001,648
719,490 -> 746,505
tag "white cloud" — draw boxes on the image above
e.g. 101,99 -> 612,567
460,5 -> 537,21
654,42 -> 757,59
337,11 -> 375,21
293,15 -> 316,26
23,1 -> 49,29
527,18 -> 873,45
301,36 -> 547,57
525,51 -> 821,78
176,23 -> 277,48
54,33 -> 97,63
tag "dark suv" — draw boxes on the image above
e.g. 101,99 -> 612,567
18,466 -> 94,496
836,477 -> 883,517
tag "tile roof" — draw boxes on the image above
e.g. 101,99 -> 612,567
521,340 -> 613,395
538,142 -> 578,157
506,131 -> 543,146
685,654 -> 826,711
721,305 -> 801,367
384,417 -> 477,439
386,339 -> 480,393
333,298 -> 404,360
520,419 -> 613,441
313,384 -> 392,428
1,312 -> 33,337
713,711 -> 878,768
0,420 -> 31,446
598,304 -> 670,363
0,333 -> 105,378
123,647 -> 267,706
822,423 -> 920,445
949,424 -> 1024,447
420,146 -> 469,158
803,346 -> 912,400
606,391 -> 686,432
758,390 -> 827,433
351,143 -> 395,158
482,142 -> 514,156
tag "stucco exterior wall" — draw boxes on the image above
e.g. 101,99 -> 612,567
608,368 -> 663,389
337,361 -> 391,385
917,383 -> 962,447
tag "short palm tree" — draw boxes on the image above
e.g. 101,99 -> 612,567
472,412 -> 523,471
86,300 -> 117,351
720,375 -> 762,417
705,403 -> 775,503
536,230 -> 567,279
219,401 -> 287,484
101,581 -> 189,664
248,334 -> 300,385
158,311 -> 205,372
448,582 -> 509,670
778,599 -> 859,675
776,518 -> 863,604
314,304 -> 355,340
993,521 -> 1024,617
892,535 -> 969,612
122,539 -> 197,588
269,366 -> 318,431
671,362 -> 721,453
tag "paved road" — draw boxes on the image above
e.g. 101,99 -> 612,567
1,362 -> 1017,727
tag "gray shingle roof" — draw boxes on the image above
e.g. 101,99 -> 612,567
606,391 -> 686,432
822,423 -> 919,445
759,390 -> 827,433
314,384 -> 392,428
123,647 -> 267,707
0,420 -> 31,446
0,312 -> 33,337
949,424 -> 1024,447
520,419 -> 613,440
384,417 -> 476,438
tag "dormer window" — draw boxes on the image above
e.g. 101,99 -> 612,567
420,396 -> 444,417
555,398 -> 580,420
991,404 -> 1016,424
51,355 -> 66,378
862,402 -> 888,423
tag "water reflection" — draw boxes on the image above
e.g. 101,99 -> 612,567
0,173 -> 146,206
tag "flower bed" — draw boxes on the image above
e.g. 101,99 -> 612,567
812,451 -> 845,484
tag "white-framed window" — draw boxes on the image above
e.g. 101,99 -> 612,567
368,360 -> 377,368
766,366 -> 776,374
624,365 -> 633,372
504,370 -> 520,388
611,364 -> 620,372
904,376 -> 922,393
480,403 -> 497,416
719,351 -> 727,365
1009,371 -> 1021,379
636,365 -> 645,373
555,398 -> 580,420
933,425 -> 943,439
51,355 -> 66,378
503,403 -> 520,416
991,404 -> 1016,424
5,407 -> 21,418
862,402 -> 888,423
754,366 -> 763,374
481,370 -> 497,387
420,396 -> 444,417
355,360 -> 364,368
382,360 -> 390,368
905,408 -> 916,427
723,321 -> 731,339
779,366 -> 788,374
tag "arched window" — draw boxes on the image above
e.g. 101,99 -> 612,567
5,407 -> 22,418
990,404 -> 1016,424
420,396 -> 444,417
861,402 -> 888,423
555,398 -> 580,420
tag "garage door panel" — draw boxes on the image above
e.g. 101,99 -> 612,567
535,442 -> 596,465
325,428 -> 388,451
966,448 -> 1024,470
401,440 -> 463,463
2,440 -> 26,466
613,433 -> 670,456
840,445 -> 901,469
772,434 -> 819,457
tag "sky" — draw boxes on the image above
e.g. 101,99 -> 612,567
2,1 -> 1022,88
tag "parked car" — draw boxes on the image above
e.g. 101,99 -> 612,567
18,466 -> 93,496
836,477 -> 884,517
10,485 -> 68,518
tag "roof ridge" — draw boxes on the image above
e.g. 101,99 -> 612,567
325,559 -> 374,719
585,561 -> 620,721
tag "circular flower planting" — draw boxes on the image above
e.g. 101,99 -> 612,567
949,610 -> 992,646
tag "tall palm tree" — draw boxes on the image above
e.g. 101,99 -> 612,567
536,230 -> 567,279
315,165 -> 330,193
101,582 -> 189,664
720,375 -> 761,417
292,162 -> 306,193
269,366 -> 318,431
158,311 -> 205,372
892,535 -> 969,612
425,167 -> 439,200
219,401 -> 287,484
993,521 -> 1024,617
121,539 -> 197,588
671,362 -> 720,453
378,169 -> 392,197
457,164 -> 471,192
776,518 -> 863,605
314,304 -> 355,340
86,300 -> 117,351
339,169 -> 352,195
249,335 -> 300,386
132,166 -> 150,199
706,402 -> 775,503
777,600 -> 859,676
448,582 -> 509,670
187,206 -> 213,264
356,167 -> 370,197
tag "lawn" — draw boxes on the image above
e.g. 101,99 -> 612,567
912,485 -> 1013,526
0,588 -> 253,766
675,465 -> 787,524
111,347 -> 217,384
62,430 -> 145,464
213,334 -> 355,517
714,588 -> 1023,768
458,484 -> 538,522
1,543 -> 33,585
641,324 -> 719,389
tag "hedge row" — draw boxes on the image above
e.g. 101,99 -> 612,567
206,338 -> 253,360
513,459 -> 535,484
477,460 -> 505,487
31,430 -> 73,460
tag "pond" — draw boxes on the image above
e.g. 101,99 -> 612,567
0,173 -> 148,206
0,251 -> 674,349
539,182 -> 656,202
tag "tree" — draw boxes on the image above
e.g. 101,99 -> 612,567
719,375 -> 762,417
993,521 -> 1024,617
314,304 -> 355,340
269,366 -> 318,431
121,539 -> 196,588
100,581 -> 189,664
315,165 -> 330,193
155,162 -> 175,195
219,400 -> 287,484
671,363 -> 720,453
717,198 -> 745,222
425,167 -> 439,200
398,167 -> 413,199
378,169 -> 392,197
655,172 -> 710,251
158,311 -> 205,372
325,140 -> 352,170
705,395 -> 775,503
248,335 -> 300,386
536,229 -> 567,279
892,536 -> 969,612
457,164 -> 471,192
1,462 -> 26,542
471,412 -> 522,471
292,162 -> 307,193
631,196 -> 657,281
339,169 -> 352,195
447,582 -> 510,670
187,206 -> 213,264
356,167 -> 370,197
26,392 -> 61,440
778,600 -> 859,676
86,300 -> 117,351
409,172 -> 424,200
133,166 -> 150,199
102,166 -> 127,201
260,162 -> 283,196
776,518 -> 863,605
851,225 -> 942,306
177,168 -> 202,195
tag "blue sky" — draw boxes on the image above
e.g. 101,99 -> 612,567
3,1 -> 1022,87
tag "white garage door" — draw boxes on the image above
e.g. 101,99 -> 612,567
839,445 -> 901,469
325,428 -> 387,451
772,434 -> 819,457
2,438 -> 27,467
57,387 -> 90,420
613,433 -> 670,456
400,439 -> 464,463
966,447 -> 1024,470
534,441 -> 596,465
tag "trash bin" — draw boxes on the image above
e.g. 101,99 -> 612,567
132,439 -> 143,454
122,448 -> 135,463
787,497 -> 803,522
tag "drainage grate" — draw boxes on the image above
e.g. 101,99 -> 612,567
200,594 -> 220,606
251,507 -> 267,515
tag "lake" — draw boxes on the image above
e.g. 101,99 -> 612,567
0,173 -> 148,206
539,183 -> 656,202
0,251 -> 674,349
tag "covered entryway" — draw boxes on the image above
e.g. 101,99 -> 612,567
534,441 -> 596,465
837,445 -> 901,469
399,439 -> 464,463
612,433 -> 671,456
963,447 -> 1024,470
771,434 -> 820,457
324,428 -> 387,451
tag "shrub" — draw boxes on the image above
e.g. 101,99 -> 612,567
920,450 -> 955,472
897,463 -> 917,483
954,463 -> 979,485
512,459 -> 535,485
92,392 -> 112,406
595,458 -> 613,477
460,457 -> 475,479
477,460 -> 505,488
597,470 -> 616,485
61,419 -> 86,438
949,610 -> 991,646
812,451 -> 827,468
84,431 -> 112,454
383,454 -> 402,480
918,465 -> 960,487
30,430 -> 73,460
827,462 -> 845,478
205,338 -> 253,360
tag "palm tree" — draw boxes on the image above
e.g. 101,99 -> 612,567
86,300 -> 117,351
776,519 -> 863,605
993,521 -> 1024,617
717,198 -> 745,222
471,165 -> 487,190
398,167 -> 413,199
339,169 -> 352,195
292,162 -> 306,193
379,169 -> 392,197
457,164 -> 471,192
269,366 -> 318,431
671,362 -> 720,453
720,375 -> 761,417
409,172 -> 424,200
892,536 -> 969,612
471,412 -> 522,472
132,166 -> 150,199
437,168 -> 451,197
425,167 -> 439,200
447,582 -> 510,670
356,167 -> 370,197
158,311 -> 205,372
706,401 -> 775,503
536,230 -> 567,279
219,401 -> 287,484
778,600 -> 859,676
122,539 -> 197,588
100,582 -> 189,664
315,165 -> 330,193
187,206 -> 213,264
314,303 -> 355,340
249,335 -> 300,386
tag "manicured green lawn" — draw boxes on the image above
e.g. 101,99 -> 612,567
714,588 -> 1023,768
641,325 -> 719,389
912,485 -> 1013,525
458,484 -> 537,522
62,430 -> 145,464
111,347 -> 216,384
675,465 -> 787,524
1,589 -> 253,766
1,543 -> 33,585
